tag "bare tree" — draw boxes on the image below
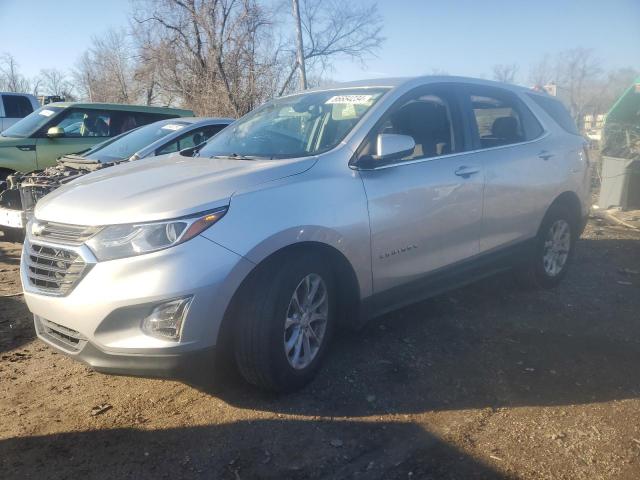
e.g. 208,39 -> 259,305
132,0 -> 280,116
278,0 -> 384,95
131,0 -> 384,115
556,47 -> 602,121
0,53 -> 31,92
492,63 -> 519,84
528,54 -> 554,87
73,29 -> 138,103
39,68 -> 73,97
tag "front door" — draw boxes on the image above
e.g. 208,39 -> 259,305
356,86 -> 484,294
34,108 -> 116,169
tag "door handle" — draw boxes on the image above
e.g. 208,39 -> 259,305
454,165 -> 480,178
538,150 -> 554,161
16,145 -> 35,152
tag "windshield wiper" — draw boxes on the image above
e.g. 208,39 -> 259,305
209,153 -> 269,161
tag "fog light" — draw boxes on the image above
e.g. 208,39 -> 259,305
142,296 -> 193,341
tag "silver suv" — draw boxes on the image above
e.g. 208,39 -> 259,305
21,77 -> 590,391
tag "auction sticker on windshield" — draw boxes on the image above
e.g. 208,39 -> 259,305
39,109 -> 55,117
325,95 -> 373,105
161,124 -> 186,131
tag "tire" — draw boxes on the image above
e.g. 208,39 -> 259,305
515,203 -> 578,289
233,251 -> 336,392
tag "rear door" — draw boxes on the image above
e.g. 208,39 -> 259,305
459,85 -> 553,252
356,84 -> 484,294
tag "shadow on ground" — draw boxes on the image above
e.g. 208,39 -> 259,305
208,238 -> 640,417
0,419 -> 511,480
0,296 -> 32,355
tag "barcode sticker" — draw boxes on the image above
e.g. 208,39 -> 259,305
161,124 -> 185,131
325,95 -> 373,105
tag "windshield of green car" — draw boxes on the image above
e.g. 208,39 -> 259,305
1,106 -> 65,138
84,120 -> 190,162
198,88 -> 388,160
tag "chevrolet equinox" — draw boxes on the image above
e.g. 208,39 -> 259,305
21,77 -> 590,391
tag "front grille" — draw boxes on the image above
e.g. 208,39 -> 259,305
38,317 -> 84,352
30,220 -> 101,246
26,242 -> 88,295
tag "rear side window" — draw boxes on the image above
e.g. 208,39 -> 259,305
2,95 -> 34,118
466,88 -> 543,149
526,93 -> 579,135
114,112 -> 180,136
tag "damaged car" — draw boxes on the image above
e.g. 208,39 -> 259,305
0,117 -> 233,241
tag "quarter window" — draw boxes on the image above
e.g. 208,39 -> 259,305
526,93 -> 579,135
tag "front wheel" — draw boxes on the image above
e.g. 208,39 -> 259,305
515,203 -> 578,288
233,251 -> 336,392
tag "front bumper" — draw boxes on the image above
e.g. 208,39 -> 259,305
35,314 -> 216,381
22,234 -> 254,379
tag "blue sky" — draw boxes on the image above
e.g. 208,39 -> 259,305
0,0 -> 638,84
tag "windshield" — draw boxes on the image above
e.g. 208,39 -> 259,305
1,106 -> 65,138
83,120 -> 190,162
198,88 -> 388,159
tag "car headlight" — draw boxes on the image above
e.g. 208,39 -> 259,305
86,208 -> 227,261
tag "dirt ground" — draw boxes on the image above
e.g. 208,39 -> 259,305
1,217 -> 639,480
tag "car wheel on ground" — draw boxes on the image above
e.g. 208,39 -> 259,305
233,251 -> 336,392
516,203 -> 578,288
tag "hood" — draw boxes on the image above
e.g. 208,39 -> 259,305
35,153 -> 317,226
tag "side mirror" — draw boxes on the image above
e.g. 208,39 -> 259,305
46,127 -> 65,138
356,133 -> 416,169
375,133 -> 415,161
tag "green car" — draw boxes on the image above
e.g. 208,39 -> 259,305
0,102 -> 193,179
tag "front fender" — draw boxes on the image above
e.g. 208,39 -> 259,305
0,138 -> 37,172
201,160 -> 373,299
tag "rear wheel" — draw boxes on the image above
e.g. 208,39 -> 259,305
233,251 -> 336,392
515,203 -> 578,288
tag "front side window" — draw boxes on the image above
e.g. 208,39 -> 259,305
53,109 -> 113,137
198,88 -> 388,160
357,88 -> 460,165
467,88 -> 543,148
3,95 -> 33,118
